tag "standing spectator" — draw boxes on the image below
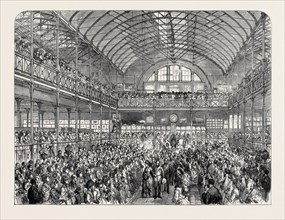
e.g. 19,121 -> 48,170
153,161 -> 164,199
260,169 -> 271,202
202,179 -> 223,204
27,179 -> 43,204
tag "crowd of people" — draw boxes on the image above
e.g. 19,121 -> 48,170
230,129 -> 271,150
118,91 -> 229,108
15,142 -> 144,205
118,91 -> 229,100
14,131 -> 271,205
15,36 -> 118,99
15,130 -> 112,145
120,131 -> 228,146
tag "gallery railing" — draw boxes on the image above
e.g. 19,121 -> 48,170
14,140 -> 102,163
14,128 -> 119,162
118,92 -> 229,108
229,59 -> 271,106
14,52 -> 118,108
14,137 -> 118,162
229,131 -> 271,151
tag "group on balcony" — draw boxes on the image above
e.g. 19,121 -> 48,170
15,36 -> 118,100
14,130 -> 112,146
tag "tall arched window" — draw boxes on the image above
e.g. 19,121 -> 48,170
158,67 -> 167,81
169,65 -> 180,81
144,65 -> 204,92
181,67 -> 191,81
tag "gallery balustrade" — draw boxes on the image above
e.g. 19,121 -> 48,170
118,91 -> 229,108
229,59 -> 271,106
15,52 -> 118,107
14,129 -> 118,163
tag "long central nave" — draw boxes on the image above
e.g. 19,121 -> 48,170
13,10 -> 271,206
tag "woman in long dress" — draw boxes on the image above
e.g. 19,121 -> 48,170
141,161 -> 153,198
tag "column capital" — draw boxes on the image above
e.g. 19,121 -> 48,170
66,107 -> 72,112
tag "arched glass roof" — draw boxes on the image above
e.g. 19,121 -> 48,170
15,11 -> 270,76
59,11 -> 262,73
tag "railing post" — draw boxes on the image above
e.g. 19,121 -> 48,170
152,98 -> 156,148
261,12 -> 266,65
55,13 -> 60,154
204,113 -> 207,140
29,11 -> 35,161
89,102 -> 93,147
116,108 -> 119,144
15,98 -> 23,127
189,106 -> 192,140
75,98 -> 79,143
261,12 -> 267,88
100,104 -> 102,144
40,111 -> 45,128
251,29 -> 255,96
243,100 -> 246,146
237,104 -> 240,140
36,102 -> 42,128
67,108 -> 71,128
231,109 -> 234,133
115,70 -> 119,144
88,46 -> 93,147
109,104 -> 112,143
78,109 -> 81,130
53,106 -> 59,153
251,97 -> 255,148
75,34 -> 79,145
237,103 -> 239,133
25,108 -> 30,127
99,54 -> 103,144
261,13 -> 267,150
261,90 -> 266,149
227,108 -> 231,134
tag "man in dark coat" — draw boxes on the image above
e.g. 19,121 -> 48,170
260,169 -> 271,202
153,161 -> 164,199
141,161 -> 153,198
27,179 -> 43,204
202,179 -> 223,205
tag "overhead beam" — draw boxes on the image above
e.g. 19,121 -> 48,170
53,11 -> 125,76
226,12 -> 266,75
